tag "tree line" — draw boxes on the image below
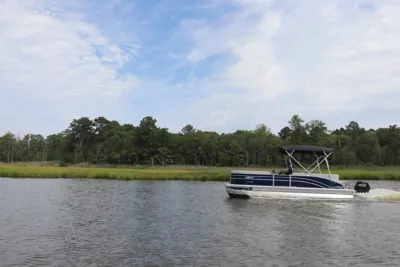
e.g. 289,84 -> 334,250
0,115 -> 399,167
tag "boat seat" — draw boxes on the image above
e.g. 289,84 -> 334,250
279,166 -> 293,175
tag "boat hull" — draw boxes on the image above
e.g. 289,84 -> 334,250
225,184 -> 355,199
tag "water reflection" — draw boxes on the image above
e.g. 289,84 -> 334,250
273,200 -> 345,266
0,179 -> 399,267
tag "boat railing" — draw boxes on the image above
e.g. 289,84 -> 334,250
292,172 -> 339,181
270,173 -> 292,187
270,173 -> 338,188
231,170 -> 339,181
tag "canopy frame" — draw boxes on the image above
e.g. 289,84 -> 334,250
279,145 -> 334,177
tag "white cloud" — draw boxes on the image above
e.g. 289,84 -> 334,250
308,1 -> 400,111
178,0 -> 400,133
0,0 -> 138,136
1,0 -> 399,137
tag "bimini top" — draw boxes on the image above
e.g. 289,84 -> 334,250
278,145 -> 335,154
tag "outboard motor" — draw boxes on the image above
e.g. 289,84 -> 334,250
354,181 -> 370,193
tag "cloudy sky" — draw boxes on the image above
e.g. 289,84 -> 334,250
1,0 -> 399,136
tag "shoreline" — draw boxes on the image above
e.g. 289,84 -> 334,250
1,165 -> 400,181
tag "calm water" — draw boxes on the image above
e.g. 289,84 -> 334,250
0,179 -> 400,267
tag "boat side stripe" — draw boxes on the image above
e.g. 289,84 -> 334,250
232,176 -> 331,188
230,177 -> 327,188
230,173 -> 338,186
230,174 -> 341,188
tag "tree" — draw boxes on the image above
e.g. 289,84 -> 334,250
1,114 -> 400,167
345,121 -> 365,140
287,115 -> 307,144
0,132 -> 17,163
305,120 -> 328,146
278,126 -> 291,141
67,117 -> 95,163
135,116 -> 160,165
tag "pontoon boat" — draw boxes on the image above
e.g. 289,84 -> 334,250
225,145 -> 370,199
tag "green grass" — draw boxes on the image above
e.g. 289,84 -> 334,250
333,170 -> 400,180
1,164 -> 400,181
0,164 -> 229,181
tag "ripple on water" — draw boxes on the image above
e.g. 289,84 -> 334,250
0,179 -> 399,267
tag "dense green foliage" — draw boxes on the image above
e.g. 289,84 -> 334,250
1,115 -> 399,167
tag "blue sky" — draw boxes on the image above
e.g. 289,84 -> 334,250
0,0 -> 399,136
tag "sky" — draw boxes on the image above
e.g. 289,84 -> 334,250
1,0 -> 399,137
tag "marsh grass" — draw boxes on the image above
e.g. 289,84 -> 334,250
0,164 -> 229,181
1,164 -> 400,181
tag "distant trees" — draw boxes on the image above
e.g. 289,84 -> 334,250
1,114 -> 400,167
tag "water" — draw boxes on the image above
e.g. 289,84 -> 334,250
0,178 -> 400,267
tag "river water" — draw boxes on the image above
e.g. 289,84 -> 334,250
0,178 -> 399,267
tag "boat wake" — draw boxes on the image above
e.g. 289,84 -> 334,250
355,188 -> 400,201
241,188 -> 400,202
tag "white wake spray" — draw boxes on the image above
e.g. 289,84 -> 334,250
355,188 -> 400,201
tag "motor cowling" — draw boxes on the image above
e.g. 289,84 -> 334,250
354,181 -> 370,193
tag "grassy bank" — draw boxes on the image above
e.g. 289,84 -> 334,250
0,164 -> 229,181
1,164 -> 400,181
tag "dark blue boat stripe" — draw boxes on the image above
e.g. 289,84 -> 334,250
230,176 -> 329,188
230,174 -> 337,185
233,178 -> 324,188
229,173 -> 343,189
231,173 -> 335,181
230,178 -> 327,188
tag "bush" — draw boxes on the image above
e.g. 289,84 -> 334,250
59,161 -> 68,167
